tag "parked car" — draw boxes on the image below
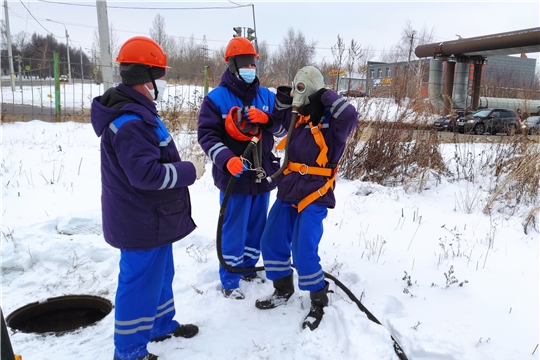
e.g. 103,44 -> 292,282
522,115 -> 540,135
432,109 -> 471,131
456,108 -> 522,135
339,89 -> 367,97
59,75 -> 68,83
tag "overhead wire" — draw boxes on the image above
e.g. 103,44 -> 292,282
35,0 -> 246,11
17,0 -> 55,35
17,0 -> 392,62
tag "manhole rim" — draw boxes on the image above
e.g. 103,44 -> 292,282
6,294 -> 113,333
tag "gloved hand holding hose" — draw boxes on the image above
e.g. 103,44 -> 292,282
226,157 -> 247,178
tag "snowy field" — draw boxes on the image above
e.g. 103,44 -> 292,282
1,118 -> 538,360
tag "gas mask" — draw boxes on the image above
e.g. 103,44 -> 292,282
145,79 -> 167,103
292,66 -> 325,108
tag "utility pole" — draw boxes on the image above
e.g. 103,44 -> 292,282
407,30 -> 416,64
46,19 -> 72,84
96,0 -> 114,89
15,55 -> 22,90
3,0 -> 16,91
71,39 -> 85,110
232,25 -> 259,76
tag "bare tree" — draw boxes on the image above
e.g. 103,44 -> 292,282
256,40 -> 270,80
12,31 -> 30,53
150,14 -> 173,54
382,20 -> 434,63
330,34 -> 346,91
92,25 -> 120,63
270,28 -> 317,83
91,25 -> 119,82
345,39 -> 363,91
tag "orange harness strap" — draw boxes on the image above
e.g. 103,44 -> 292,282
284,162 -> 333,177
276,114 -> 336,212
295,170 -> 337,213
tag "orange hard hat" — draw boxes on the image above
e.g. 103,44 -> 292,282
225,106 -> 261,141
224,37 -> 259,62
116,36 -> 170,68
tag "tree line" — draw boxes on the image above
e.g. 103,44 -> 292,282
2,16 -> 538,98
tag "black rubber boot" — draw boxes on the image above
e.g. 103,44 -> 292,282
302,281 -> 329,331
150,324 -> 199,342
255,273 -> 294,309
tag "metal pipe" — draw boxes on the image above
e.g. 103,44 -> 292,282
415,27 -> 540,58
453,61 -> 469,109
443,61 -> 455,115
472,62 -> 483,109
428,59 -> 444,110
426,59 -> 540,114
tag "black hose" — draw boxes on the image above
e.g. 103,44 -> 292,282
266,107 -> 299,184
214,117 -> 409,360
323,272 -> 409,360
216,136 -> 265,274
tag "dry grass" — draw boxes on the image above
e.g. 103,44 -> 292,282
339,96 -> 539,233
1,111 -> 90,123
481,135 -> 540,223
340,96 -> 446,192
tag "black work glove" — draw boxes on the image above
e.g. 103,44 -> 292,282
308,88 -> 327,126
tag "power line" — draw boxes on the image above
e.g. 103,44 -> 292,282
36,0 -> 245,11
9,9 -> 65,39
17,0 -> 55,36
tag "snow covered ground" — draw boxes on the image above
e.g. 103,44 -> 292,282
2,117 -> 538,360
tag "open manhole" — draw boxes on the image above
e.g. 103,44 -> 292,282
6,295 -> 113,334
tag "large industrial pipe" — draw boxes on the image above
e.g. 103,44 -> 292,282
428,59 -> 444,110
471,62 -> 483,109
443,61 -> 456,115
426,60 -> 540,114
453,61 -> 469,109
415,27 -> 540,58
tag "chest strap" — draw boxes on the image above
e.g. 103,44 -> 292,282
277,114 -> 337,212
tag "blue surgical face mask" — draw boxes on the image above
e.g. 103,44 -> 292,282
238,68 -> 256,84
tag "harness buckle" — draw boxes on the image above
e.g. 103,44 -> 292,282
299,164 -> 308,175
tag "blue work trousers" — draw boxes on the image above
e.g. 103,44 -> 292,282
260,199 -> 328,292
219,191 -> 269,290
113,245 -> 179,360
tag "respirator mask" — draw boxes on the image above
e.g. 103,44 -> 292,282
145,79 -> 167,103
292,66 -> 325,108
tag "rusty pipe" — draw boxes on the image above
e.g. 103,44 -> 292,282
415,27 -> 540,58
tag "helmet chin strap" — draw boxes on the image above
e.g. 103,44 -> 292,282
145,66 -> 158,100
231,57 -> 247,83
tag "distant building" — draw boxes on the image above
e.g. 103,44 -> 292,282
366,55 -> 537,96
335,71 -> 366,92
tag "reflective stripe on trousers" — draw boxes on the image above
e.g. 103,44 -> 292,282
114,245 -> 179,360
260,199 -> 328,292
219,191 -> 270,290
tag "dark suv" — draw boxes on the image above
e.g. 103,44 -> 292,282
432,109 -> 472,132
456,108 -> 522,135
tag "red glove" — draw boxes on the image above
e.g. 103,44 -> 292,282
247,108 -> 269,124
226,157 -> 247,178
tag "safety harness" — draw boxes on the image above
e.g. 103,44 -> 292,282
276,114 -> 338,213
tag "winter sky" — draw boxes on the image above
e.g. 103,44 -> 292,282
4,1 -> 540,64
